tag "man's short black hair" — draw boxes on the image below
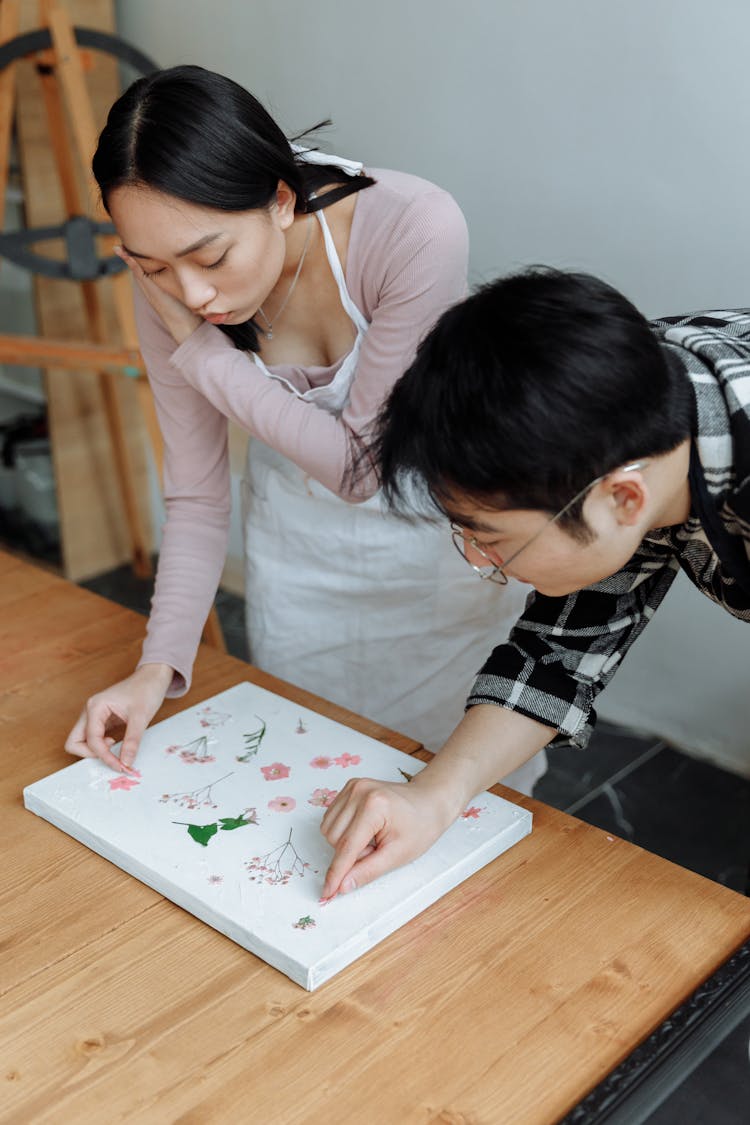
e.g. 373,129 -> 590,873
373,267 -> 694,534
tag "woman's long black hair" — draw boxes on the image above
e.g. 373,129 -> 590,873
93,64 -> 375,352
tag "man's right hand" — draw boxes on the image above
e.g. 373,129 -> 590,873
319,774 -> 455,901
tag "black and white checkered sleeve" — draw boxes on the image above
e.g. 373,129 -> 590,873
466,544 -> 683,749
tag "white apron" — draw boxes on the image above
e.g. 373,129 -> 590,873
242,192 -> 546,793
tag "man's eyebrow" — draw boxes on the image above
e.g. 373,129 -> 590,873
121,233 -> 224,260
446,512 -> 506,534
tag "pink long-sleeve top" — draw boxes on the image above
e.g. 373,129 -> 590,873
136,168 -> 469,694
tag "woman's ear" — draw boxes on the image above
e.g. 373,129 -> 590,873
273,180 -> 297,229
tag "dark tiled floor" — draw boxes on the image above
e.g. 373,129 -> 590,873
79,564 -> 750,1123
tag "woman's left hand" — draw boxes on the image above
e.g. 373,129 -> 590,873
115,246 -> 202,345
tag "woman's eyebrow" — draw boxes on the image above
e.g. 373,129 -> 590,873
121,233 -> 225,260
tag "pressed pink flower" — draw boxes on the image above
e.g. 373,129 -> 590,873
108,773 -> 141,791
334,752 -> 361,768
180,750 -> 215,765
208,874 -> 223,885
310,756 -> 332,770
461,806 -> 482,819
308,788 -> 338,808
268,796 -> 296,813
261,762 -> 290,781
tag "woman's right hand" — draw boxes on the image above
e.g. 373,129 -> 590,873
64,663 -> 175,773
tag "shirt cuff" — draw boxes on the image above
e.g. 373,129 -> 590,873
466,648 -> 597,750
136,654 -> 191,699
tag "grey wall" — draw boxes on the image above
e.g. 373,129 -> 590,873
116,0 -> 750,312
114,0 -> 750,774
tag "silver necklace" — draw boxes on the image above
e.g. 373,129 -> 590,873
256,214 -> 314,340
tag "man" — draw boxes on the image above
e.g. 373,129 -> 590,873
320,267 -> 750,900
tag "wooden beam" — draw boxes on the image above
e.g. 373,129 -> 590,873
0,332 -> 145,373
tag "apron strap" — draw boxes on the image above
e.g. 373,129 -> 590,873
305,181 -> 367,211
688,440 -> 750,597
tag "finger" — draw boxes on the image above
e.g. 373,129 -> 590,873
330,840 -> 406,895
114,245 -> 150,288
114,244 -> 136,269
84,701 -> 131,773
320,812 -> 386,900
320,778 -> 369,841
319,794 -> 360,848
64,710 -> 94,757
119,712 -> 148,770
65,711 -> 108,762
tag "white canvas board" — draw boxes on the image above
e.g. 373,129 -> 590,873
24,681 -> 532,990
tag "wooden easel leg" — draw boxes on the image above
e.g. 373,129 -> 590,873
0,1 -> 20,236
7,1 -> 226,646
34,4 -> 152,576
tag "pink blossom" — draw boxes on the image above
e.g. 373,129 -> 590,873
310,756 -> 332,770
308,788 -> 339,808
261,762 -> 291,781
268,796 -> 296,813
461,806 -> 482,819
108,773 -> 141,791
334,752 -> 361,768
180,750 -> 215,765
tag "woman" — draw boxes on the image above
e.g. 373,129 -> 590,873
65,65 -> 539,789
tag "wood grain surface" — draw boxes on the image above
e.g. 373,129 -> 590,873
2,549 -> 749,1125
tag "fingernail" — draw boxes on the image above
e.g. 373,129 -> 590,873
341,877 -> 355,894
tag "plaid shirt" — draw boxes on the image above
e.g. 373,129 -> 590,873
467,310 -> 750,748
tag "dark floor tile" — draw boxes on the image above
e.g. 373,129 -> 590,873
644,1013 -> 750,1124
80,562 -> 154,616
79,566 -> 250,662
0,516 -> 61,567
572,745 -> 750,892
214,588 -> 249,661
533,720 -> 662,812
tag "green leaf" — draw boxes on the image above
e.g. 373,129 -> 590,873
187,822 -> 219,847
219,811 -> 257,831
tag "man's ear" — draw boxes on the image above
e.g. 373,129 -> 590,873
605,468 -> 649,527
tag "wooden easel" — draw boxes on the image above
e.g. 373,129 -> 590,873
0,0 -> 226,648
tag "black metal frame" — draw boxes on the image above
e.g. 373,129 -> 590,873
0,26 -> 156,280
562,938 -> 750,1124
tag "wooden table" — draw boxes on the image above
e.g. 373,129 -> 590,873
3,548 -> 749,1124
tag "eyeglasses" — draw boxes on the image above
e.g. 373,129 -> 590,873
450,461 -> 650,584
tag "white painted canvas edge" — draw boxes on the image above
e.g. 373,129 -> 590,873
23,788 -> 532,989
23,680 -> 533,990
